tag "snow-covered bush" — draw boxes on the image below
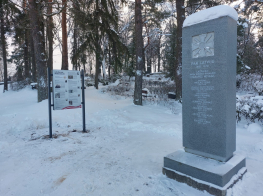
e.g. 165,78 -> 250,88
254,81 -> 263,95
143,79 -> 175,101
108,74 -> 122,83
10,78 -> 31,91
106,77 -> 132,97
237,74 -> 261,92
236,95 -> 263,125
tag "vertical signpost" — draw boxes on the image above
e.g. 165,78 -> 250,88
47,68 -> 86,138
81,70 -> 86,133
47,68 -> 53,138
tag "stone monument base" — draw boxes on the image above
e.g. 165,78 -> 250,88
163,150 -> 246,196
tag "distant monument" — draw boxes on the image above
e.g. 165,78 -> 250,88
163,5 -> 246,196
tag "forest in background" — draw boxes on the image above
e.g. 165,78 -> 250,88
0,0 -> 263,104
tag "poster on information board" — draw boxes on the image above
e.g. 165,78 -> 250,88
53,70 -> 82,110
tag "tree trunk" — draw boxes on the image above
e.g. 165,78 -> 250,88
47,0 -> 53,70
134,0 -> 144,105
28,0 -> 48,102
23,0 -> 30,79
61,0 -> 68,70
72,26 -> 77,70
175,0 -> 185,100
157,36 -> 161,72
95,38 -> 100,89
0,1 -> 8,92
108,47 -> 111,79
142,47 -> 145,72
102,55 -> 106,79
94,0 -> 100,89
24,30 -> 30,79
31,36 -> 37,82
147,56 -> 151,74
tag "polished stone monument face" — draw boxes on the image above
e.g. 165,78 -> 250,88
182,16 -> 237,162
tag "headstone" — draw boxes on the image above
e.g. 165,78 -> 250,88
163,5 -> 246,195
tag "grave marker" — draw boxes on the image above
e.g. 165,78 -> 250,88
163,5 -> 246,196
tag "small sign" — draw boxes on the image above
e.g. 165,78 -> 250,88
53,70 -> 81,110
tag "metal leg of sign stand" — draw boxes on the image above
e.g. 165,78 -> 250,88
47,67 -> 53,138
81,69 -> 86,132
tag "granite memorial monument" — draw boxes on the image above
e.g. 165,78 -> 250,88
163,5 -> 247,196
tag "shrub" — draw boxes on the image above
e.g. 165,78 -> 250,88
236,95 -> 263,125
10,78 -> 31,91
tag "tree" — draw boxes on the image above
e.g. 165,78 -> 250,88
174,0 -> 185,100
0,0 -> 21,91
23,0 -> 30,79
28,0 -> 48,102
71,0 -> 127,89
61,0 -> 68,70
134,0 -> 144,105
0,0 -> 8,92
235,0 -> 263,75
47,0 -> 54,70
164,22 -> 177,79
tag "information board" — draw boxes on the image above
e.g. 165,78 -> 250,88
53,70 -> 81,110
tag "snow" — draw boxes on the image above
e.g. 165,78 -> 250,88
30,83 -> 38,86
245,65 -> 251,70
108,79 -> 120,87
254,81 -> 263,92
242,104 -> 250,112
247,123 -> 262,134
0,85 -> 263,196
183,5 -> 238,28
137,56 -> 142,63
136,70 -> 142,76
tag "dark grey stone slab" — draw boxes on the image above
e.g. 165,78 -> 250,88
163,166 -> 246,196
182,16 -> 237,162
163,150 -> 246,187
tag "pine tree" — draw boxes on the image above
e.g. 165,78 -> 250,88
47,0 -> 54,70
28,0 -> 48,102
71,0 -> 127,89
164,22 -> 177,79
0,0 -> 21,91
134,0 -> 144,105
0,0 -> 8,92
173,0 -> 185,100
61,0 -> 68,70
23,0 -> 30,79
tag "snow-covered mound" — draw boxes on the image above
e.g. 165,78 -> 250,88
183,5 -> 238,27
247,123 -> 262,134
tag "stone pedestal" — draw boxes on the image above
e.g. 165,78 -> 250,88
163,150 -> 246,196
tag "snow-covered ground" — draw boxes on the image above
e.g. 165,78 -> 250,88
0,85 -> 263,196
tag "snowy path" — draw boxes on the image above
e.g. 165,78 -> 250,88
0,86 -> 263,196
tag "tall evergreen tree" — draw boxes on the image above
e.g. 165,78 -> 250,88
61,0 -> 68,70
164,22 -> 177,79
71,0 -> 127,89
0,0 -> 8,92
47,0 -> 54,70
23,0 -> 30,79
134,0 -> 144,105
174,0 -> 185,100
28,0 -> 48,102
0,0 -> 20,91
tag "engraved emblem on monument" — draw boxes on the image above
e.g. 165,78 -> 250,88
192,32 -> 214,58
